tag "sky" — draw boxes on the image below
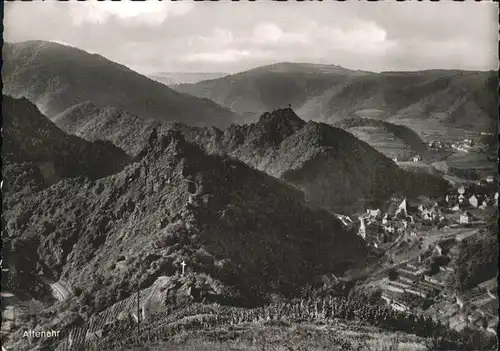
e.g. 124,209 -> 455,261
4,1 -> 498,75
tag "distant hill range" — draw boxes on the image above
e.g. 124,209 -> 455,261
55,105 -> 450,212
2,41 -> 240,128
173,62 -> 497,136
148,72 -> 228,85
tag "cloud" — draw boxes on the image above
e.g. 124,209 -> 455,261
195,28 -> 234,48
3,1 -> 497,73
184,49 -> 268,63
70,1 -> 193,27
307,20 -> 396,56
252,22 -> 307,46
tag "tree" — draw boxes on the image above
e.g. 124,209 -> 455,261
388,269 -> 398,281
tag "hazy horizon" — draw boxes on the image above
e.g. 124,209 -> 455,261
4,1 -> 498,75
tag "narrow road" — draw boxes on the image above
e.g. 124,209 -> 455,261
51,282 -> 70,301
39,277 -> 71,301
1,292 -> 19,334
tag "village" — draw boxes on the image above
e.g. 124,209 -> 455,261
427,135 -> 490,154
346,174 -> 499,336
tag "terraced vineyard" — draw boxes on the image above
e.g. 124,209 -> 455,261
56,277 -> 172,350
46,294 -> 497,350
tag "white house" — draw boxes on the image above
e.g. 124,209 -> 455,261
468,195 -> 478,208
486,176 -> 494,183
358,217 -> 366,239
479,198 -> 489,210
382,213 -> 389,225
458,194 -> 465,203
384,226 -> 395,234
451,204 -> 460,212
459,212 -> 472,224
457,186 -> 465,195
412,154 -> 422,162
366,209 -> 381,218
422,207 -> 436,221
395,198 -> 407,216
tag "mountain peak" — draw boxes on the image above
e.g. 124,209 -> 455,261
252,108 -> 306,146
258,108 -> 305,127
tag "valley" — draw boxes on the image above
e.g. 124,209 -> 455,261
1,17 -> 498,349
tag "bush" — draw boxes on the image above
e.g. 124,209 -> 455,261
388,269 -> 398,281
74,287 -> 83,297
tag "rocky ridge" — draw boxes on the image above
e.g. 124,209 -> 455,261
56,105 -> 450,212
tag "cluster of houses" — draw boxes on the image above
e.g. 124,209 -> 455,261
445,184 -> 498,223
357,196 -> 448,247
451,139 -> 474,153
357,197 -> 417,248
380,237 -> 498,334
355,180 -> 498,249
381,252 -> 444,312
428,140 -> 451,151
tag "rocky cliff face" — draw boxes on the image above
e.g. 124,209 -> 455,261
54,106 -> 450,212
180,109 -> 449,212
3,126 -> 368,317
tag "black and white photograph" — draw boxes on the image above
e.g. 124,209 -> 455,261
1,1 -> 498,350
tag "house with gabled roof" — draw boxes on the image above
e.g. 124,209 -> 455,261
434,238 -> 455,256
382,213 -> 390,225
366,208 -> 381,218
398,198 -> 412,217
459,211 -> 473,224
458,194 -> 465,204
468,194 -> 479,208
357,217 -> 366,239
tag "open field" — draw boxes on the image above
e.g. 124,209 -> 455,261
387,118 -> 482,144
347,126 -> 411,160
396,162 -> 443,177
445,152 -> 495,171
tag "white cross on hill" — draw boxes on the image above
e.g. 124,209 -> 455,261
181,260 -> 186,276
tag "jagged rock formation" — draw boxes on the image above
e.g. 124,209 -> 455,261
3,122 -> 369,330
55,105 -> 450,212
2,40 -> 240,127
53,101 -> 167,156
1,95 -> 130,300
